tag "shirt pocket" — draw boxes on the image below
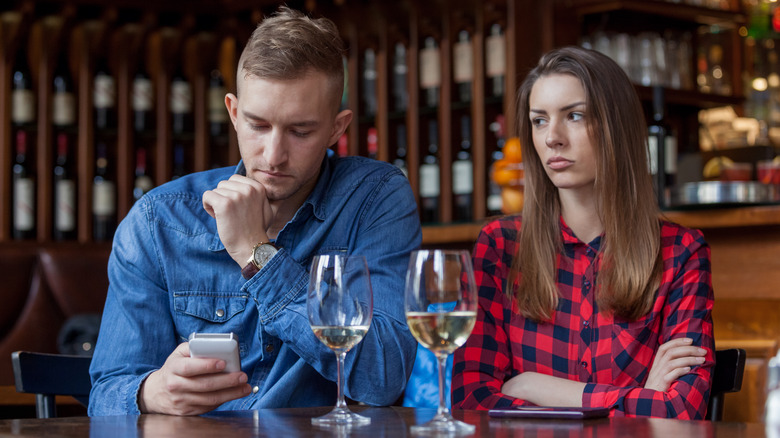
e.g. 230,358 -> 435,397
611,312 -> 660,386
173,292 -> 249,343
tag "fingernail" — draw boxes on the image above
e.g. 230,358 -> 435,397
697,356 -> 705,363
216,360 -> 226,370
684,338 -> 693,344
699,348 -> 707,354
239,373 -> 248,383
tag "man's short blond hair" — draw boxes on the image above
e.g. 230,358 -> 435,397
237,6 -> 345,112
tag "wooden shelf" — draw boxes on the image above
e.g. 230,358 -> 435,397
424,204 -> 780,245
565,0 -> 746,26
422,222 -> 485,245
663,204 -> 780,229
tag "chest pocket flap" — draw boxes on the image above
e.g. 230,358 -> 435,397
174,292 -> 248,323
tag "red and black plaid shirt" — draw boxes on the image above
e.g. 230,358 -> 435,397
452,215 -> 715,418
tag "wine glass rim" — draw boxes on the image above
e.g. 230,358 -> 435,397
412,249 -> 470,256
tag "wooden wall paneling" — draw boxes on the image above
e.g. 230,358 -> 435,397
704,225 -> 780,300
190,33 -> 209,174
0,10 -> 25,242
373,4 -> 390,164
471,0 -> 487,222
439,1 -> 453,224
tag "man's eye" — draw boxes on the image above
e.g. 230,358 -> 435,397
292,130 -> 311,138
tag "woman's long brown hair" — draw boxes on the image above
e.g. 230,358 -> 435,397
509,46 -> 663,322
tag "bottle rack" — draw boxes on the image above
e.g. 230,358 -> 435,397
1,3 -> 246,243
1,0 -> 528,246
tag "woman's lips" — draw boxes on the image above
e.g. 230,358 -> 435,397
547,157 -> 573,170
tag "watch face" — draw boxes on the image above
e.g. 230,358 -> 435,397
253,243 -> 277,268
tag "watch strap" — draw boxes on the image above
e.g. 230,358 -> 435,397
241,242 -> 276,280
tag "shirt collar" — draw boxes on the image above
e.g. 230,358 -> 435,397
209,153 -> 333,252
560,215 -> 602,258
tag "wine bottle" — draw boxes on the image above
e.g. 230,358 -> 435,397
337,132 -> 349,157
453,115 -> 473,222
93,142 -> 116,242
419,119 -> 440,223
52,54 -> 78,240
11,48 -> 36,240
362,48 -> 377,116
486,23 -> 506,98
392,42 -> 408,112
170,68 -> 193,135
133,147 -> 154,201
487,114 -> 506,216
393,124 -> 409,178
208,69 -> 230,168
453,29 -> 473,103
12,48 -> 36,131
647,86 -> 676,208
53,132 -> 76,240
52,54 -> 76,128
367,127 -> 378,160
133,69 -> 154,133
93,59 -> 116,131
12,130 -> 36,240
172,142 -> 186,179
419,36 -> 441,108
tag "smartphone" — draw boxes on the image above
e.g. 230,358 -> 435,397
488,406 -> 610,420
188,332 -> 241,373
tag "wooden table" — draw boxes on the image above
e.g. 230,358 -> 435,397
0,406 -> 771,437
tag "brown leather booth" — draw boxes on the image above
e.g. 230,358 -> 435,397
0,244 -> 110,387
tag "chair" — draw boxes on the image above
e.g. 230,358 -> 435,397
11,351 -> 92,418
706,348 -> 746,421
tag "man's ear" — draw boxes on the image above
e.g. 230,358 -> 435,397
225,93 -> 239,129
328,109 -> 353,146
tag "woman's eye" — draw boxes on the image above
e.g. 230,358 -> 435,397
531,117 -> 547,127
569,112 -> 584,121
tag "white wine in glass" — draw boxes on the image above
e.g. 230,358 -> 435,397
308,254 -> 373,426
405,249 -> 477,435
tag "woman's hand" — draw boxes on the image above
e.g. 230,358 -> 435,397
644,337 -> 707,392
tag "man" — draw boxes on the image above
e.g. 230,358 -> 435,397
89,6 -> 420,416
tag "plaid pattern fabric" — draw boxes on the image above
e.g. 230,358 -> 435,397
451,215 -> 715,418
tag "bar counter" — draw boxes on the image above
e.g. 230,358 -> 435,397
0,406 -> 770,437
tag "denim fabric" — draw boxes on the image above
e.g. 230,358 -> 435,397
88,154 -> 421,415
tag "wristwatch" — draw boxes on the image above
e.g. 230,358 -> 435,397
241,242 -> 278,279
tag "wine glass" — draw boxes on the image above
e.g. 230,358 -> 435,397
308,254 -> 373,426
404,249 -> 477,435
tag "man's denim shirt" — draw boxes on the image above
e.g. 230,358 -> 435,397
88,154 -> 422,415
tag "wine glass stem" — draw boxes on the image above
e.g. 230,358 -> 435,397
436,353 -> 450,417
335,351 -> 348,410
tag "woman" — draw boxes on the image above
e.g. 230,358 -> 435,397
451,46 -> 714,419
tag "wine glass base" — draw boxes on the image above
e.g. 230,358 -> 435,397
410,413 -> 475,435
311,407 -> 371,426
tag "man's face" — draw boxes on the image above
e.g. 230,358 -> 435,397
226,71 -> 350,203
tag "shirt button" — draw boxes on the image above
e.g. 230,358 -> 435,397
265,344 -> 274,353
583,320 -> 590,327
252,386 -> 259,394
581,361 -> 588,368
215,309 -> 225,317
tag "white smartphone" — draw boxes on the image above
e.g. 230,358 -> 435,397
188,332 -> 241,373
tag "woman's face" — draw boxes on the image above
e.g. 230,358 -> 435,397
528,73 -> 597,196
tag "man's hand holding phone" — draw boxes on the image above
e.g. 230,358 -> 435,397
138,333 -> 250,416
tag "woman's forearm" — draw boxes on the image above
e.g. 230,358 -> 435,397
501,372 -> 586,407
